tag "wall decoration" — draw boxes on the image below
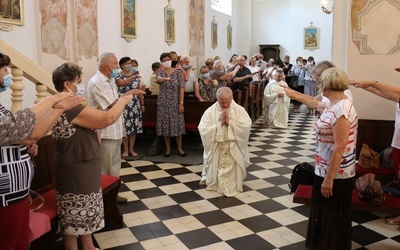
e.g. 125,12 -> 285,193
211,15 -> 217,49
0,0 -> 24,26
304,22 -> 319,51
121,0 -> 136,40
164,0 -> 175,45
351,0 -> 400,55
76,0 -> 98,59
227,20 -> 232,50
189,0 -> 205,57
39,0 -> 68,60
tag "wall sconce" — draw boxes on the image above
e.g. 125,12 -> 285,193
321,0 -> 333,14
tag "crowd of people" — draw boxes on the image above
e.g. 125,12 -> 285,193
2,47 -> 400,250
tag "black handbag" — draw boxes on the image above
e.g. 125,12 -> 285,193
288,76 -> 299,89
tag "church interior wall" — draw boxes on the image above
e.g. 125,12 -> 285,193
1,0 -> 400,121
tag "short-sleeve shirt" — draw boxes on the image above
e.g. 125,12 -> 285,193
184,71 -> 197,93
52,105 -> 100,165
233,66 -> 252,89
314,99 -> 358,179
87,70 -> 123,140
209,69 -> 226,89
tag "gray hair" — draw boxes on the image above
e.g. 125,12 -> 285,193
98,52 -> 115,69
216,87 -> 233,99
213,59 -> 224,69
180,55 -> 189,62
312,60 -> 335,79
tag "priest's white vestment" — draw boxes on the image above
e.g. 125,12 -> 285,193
198,100 -> 251,197
262,80 -> 290,128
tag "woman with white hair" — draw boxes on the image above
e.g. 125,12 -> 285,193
209,59 -> 239,89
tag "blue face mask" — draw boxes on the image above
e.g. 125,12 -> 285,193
110,68 -> 119,79
132,67 -> 138,73
0,74 -> 12,93
201,73 -> 210,79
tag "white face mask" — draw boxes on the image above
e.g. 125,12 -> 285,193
162,61 -> 172,68
75,84 -> 85,96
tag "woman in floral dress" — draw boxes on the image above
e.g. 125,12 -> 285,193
116,57 -> 145,157
156,52 -> 186,157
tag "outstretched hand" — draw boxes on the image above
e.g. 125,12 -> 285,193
349,80 -> 371,89
125,89 -> 146,96
279,84 -> 298,99
53,95 -> 86,110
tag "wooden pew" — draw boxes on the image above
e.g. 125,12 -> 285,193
142,94 -> 213,131
233,87 -> 249,112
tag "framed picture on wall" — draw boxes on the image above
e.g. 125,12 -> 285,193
304,25 -> 319,51
227,21 -> 232,50
211,16 -> 218,49
164,4 -> 175,44
0,0 -> 24,26
121,0 -> 136,39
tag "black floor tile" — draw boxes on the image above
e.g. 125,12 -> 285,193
238,215 -> 282,232
226,233 -> 275,250
165,167 -> 192,176
120,173 -> 147,183
207,196 -> 244,209
194,210 -> 234,227
151,204 -> 190,220
176,228 -> 222,249
169,191 -> 204,204
134,187 -> 166,199
150,176 -> 180,186
263,176 -> 291,186
129,222 -> 172,241
248,199 -> 288,214
352,225 -> 387,246
119,200 -> 148,214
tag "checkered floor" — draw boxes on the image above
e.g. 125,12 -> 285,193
91,105 -> 400,250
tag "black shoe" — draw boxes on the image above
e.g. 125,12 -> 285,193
164,153 -> 170,157
179,152 -> 187,157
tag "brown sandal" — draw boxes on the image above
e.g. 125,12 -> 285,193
385,216 -> 400,225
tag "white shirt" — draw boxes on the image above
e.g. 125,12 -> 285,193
87,70 -> 124,140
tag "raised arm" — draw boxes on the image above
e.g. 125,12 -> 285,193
71,95 -> 133,130
350,80 -> 400,103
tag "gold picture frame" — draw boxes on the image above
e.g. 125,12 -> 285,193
304,24 -> 319,51
121,0 -> 137,39
211,16 -> 218,49
164,3 -> 175,45
227,20 -> 232,50
0,0 -> 24,26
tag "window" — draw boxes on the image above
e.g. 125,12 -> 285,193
211,0 -> 232,16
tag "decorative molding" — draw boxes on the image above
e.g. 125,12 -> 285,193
351,0 -> 400,55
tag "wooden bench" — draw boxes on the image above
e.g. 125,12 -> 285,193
29,135 -> 123,250
293,184 -> 400,215
142,94 -> 213,132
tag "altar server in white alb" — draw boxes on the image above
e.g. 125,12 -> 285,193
198,87 -> 251,197
262,68 -> 290,128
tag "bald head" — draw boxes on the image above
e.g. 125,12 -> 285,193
217,87 -> 233,109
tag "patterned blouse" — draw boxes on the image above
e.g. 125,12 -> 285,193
0,104 -> 36,207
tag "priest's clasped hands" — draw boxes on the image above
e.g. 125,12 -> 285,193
220,109 -> 230,127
